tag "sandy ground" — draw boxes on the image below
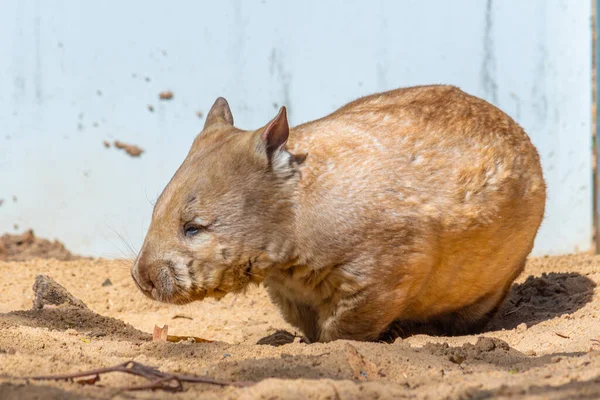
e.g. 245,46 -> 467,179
0,252 -> 599,399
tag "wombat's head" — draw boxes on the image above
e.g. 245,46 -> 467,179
131,97 -> 298,304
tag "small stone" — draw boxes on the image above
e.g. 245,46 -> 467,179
257,330 -> 296,346
448,354 -> 465,365
101,278 -> 113,287
516,323 -> 528,332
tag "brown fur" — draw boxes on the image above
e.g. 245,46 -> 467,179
131,85 -> 546,343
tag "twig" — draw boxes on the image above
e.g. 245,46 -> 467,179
555,332 -> 570,339
26,361 -> 251,392
503,305 -> 524,317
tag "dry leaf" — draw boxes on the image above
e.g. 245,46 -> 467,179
166,335 -> 212,343
76,375 -> 100,385
153,325 -> 169,342
344,343 -> 384,381
152,324 -> 212,343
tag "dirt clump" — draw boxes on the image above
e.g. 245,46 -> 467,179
0,230 -> 81,262
32,275 -> 88,310
114,140 -> 144,157
159,90 -> 173,100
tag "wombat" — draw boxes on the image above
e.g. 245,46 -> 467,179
131,85 -> 546,342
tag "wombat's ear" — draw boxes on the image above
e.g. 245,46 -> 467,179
260,106 -> 289,164
204,97 -> 234,128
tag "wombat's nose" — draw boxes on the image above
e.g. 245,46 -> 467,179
131,252 -> 155,295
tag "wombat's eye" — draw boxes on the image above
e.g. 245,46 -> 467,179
183,222 -> 203,237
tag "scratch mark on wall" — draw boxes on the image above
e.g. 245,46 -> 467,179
34,0 -> 42,104
269,48 -> 293,123
232,0 -> 247,111
531,3 -> 548,125
481,0 -> 498,105
12,2 -> 25,103
510,92 -> 521,121
376,0 -> 389,91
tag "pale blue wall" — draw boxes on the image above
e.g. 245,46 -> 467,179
0,1 -> 592,257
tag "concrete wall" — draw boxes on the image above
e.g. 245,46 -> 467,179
0,0 -> 592,257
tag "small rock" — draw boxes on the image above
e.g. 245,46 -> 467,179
101,278 -> 113,287
448,354 -> 465,365
65,329 -> 78,336
516,323 -> 528,333
257,330 -> 296,346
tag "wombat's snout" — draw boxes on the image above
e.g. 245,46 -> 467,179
131,250 -> 197,304
131,251 -> 156,299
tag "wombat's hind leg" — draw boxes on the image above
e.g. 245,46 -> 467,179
379,288 -> 509,342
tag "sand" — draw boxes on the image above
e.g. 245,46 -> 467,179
0,252 -> 599,399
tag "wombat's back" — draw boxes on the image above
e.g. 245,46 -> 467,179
285,85 -> 545,329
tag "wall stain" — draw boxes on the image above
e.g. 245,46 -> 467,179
12,2 -> 25,103
232,0 -> 247,111
34,0 -> 42,104
480,0 -> 498,105
509,92 -> 521,121
531,3 -> 548,124
269,48 -> 292,123
376,0 -> 389,91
